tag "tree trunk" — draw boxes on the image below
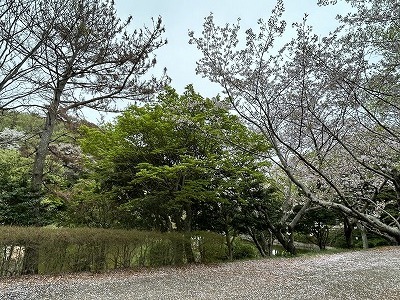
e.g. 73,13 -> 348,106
357,222 -> 369,249
273,226 -> 296,255
31,80 -> 66,190
262,210 -> 297,255
183,203 -> 192,232
31,108 -> 57,190
247,227 -> 267,257
224,220 -> 236,261
391,169 -> 400,210
266,230 -> 274,256
318,227 -> 329,250
343,216 -> 354,248
225,230 -> 233,261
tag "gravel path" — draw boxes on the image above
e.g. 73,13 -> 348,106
1,247 -> 399,300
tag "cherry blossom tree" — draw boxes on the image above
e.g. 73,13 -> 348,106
189,0 -> 400,246
0,128 -> 25,150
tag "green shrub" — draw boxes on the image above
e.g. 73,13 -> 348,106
0,226 -> 227,277
194,231 -> 226,262
233,240 -> 258,260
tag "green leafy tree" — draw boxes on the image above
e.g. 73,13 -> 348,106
73,86 -> 270,237
295,207 -> 339,250
0,149 -> 48,225
0,110 -> 85,197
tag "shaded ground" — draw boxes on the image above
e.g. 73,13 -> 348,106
1,247 -> 399,300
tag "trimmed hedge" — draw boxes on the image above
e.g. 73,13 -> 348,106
0,226 -> 226,277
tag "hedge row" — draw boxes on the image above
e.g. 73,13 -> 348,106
0,226 -> 226,277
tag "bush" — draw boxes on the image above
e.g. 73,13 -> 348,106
195,231 -> 226,262
233,240 -> 259,260
0,226 -> 227,277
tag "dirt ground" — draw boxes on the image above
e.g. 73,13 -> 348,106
1,247 -> 399,300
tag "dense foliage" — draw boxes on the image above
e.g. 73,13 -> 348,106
71,87 -> 273,235
0,0 -> 398,277
0,150 -> 45,226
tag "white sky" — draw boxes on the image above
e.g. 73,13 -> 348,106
114,0 -> 350,98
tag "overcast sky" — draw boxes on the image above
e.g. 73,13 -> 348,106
110,0 -> 350,109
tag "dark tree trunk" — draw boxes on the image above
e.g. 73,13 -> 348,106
318,227 -> 329,250
262,210 -> 297,255
225,231 -> 233,261
393,172 -> 400,213
343,216 -> 354,248
183,203 -> 192,232
247,227 -> 267,257
273,226 -> 296,255
265,230 -> 274,256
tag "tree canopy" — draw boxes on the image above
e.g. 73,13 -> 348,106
72,86 -> 273,234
